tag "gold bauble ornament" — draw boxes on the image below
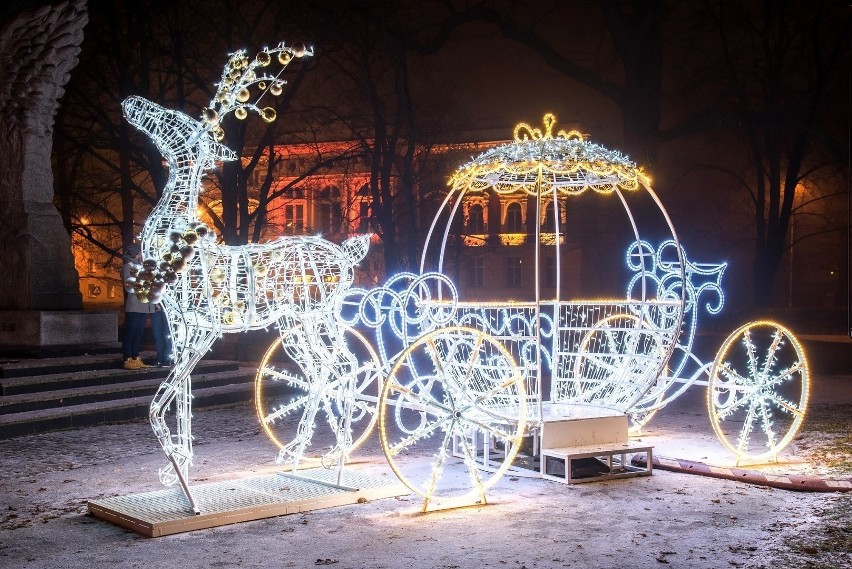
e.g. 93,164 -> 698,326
235,107 -> 248,120
260,107 -> 276,123
269,83 -> 283,96
291,42 -> 307,58
202,108 -> 218,124
278,51 -> 292,66
236,88 -> 251,103
256,51 -> 271,66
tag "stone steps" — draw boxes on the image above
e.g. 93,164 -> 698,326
0,356 -> 240,395
0,368 -> 256,414
0,352 -> 279,439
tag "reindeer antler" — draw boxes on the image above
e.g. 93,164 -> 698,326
200,41 -> 313,141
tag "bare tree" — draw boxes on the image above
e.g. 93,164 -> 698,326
54,0 -> 316,257
678,0 -> 850,309
281,0 -> 461,273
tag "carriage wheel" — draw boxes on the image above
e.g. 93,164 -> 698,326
707,321 -> 809,464
379,326 -> 526,511
571,314 -> 664,409
255,326 -> 382,465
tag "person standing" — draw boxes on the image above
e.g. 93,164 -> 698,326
121,244 -> 154,370
151,304 -> 173,367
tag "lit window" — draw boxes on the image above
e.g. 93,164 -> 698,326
318,186 -> 343,234
506,203 -> 523,233
542,202 -> 556,232
284,204 -> 304,235
468,204 -> 485,234
319,203 -> 331,232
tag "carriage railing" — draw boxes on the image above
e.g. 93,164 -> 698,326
339,239 -> 724,423
548,299 -> 681,412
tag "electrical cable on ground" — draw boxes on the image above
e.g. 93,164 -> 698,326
631,453 -> 852,492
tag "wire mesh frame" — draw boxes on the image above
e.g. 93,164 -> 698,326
420,155 -> 687,423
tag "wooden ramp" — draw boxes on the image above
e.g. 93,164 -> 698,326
88,468 -> 409,537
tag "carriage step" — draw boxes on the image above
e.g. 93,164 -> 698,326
0,366 -> 270,439
540,441 -> 654,484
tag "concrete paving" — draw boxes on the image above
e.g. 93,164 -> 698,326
0,371 -> 850,569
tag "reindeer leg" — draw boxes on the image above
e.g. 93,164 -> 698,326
276,376 -> 327,469
149,337 -> 211,514
322,317 -> 359,471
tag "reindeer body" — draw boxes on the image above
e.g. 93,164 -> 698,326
121,47 -> 368,510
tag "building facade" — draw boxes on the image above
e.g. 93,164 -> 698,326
72,125 -> 598,308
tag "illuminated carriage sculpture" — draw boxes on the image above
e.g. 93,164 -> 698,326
256,114 -> 811,510
124,42 -> 809,513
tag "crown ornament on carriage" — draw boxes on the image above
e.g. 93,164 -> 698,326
450,112 -> 651,195
199,41 -> 312,142
512,112 -> 585,142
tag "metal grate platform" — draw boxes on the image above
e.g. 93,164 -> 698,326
88,468 -> 409,537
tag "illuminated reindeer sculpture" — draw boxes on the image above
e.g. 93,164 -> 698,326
122,42 -> 369,512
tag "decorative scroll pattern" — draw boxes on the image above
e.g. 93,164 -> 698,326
624,240 -> 726,423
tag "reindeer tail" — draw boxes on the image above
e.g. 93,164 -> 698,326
342,234 -> 371,265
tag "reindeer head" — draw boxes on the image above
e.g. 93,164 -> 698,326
122,41 -> 311,168
122,96 -> 238,166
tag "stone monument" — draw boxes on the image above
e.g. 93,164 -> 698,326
0,0 -> 117,354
